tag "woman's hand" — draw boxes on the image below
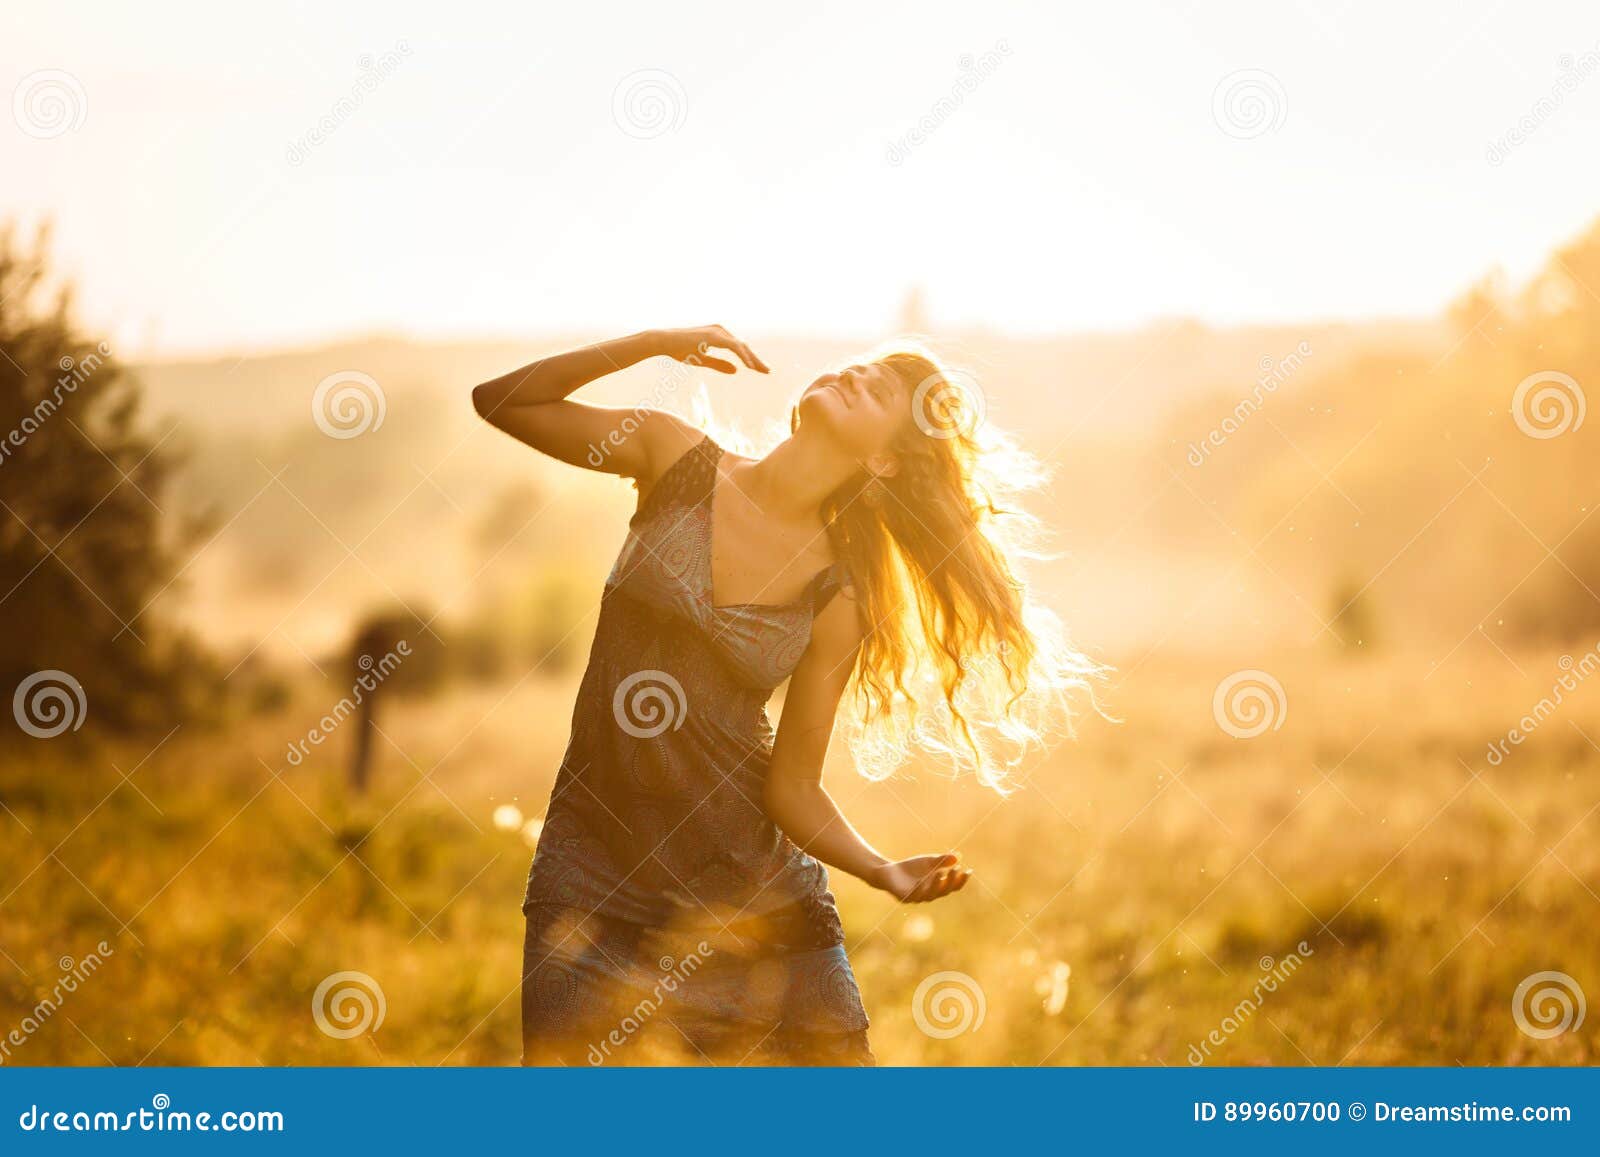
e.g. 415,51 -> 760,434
651,325 -> 769,375
870,853 -> 971,903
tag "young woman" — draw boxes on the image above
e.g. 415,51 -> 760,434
472,326 -> 1098,1065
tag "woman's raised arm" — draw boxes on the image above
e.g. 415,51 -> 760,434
471,325 -> 768,482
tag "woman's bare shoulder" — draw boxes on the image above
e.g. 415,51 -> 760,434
630,410 -> 703,482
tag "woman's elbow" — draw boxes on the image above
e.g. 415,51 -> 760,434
762,775 -> 817,825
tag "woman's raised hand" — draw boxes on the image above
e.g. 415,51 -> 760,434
652,325 -> 769,375
871,852 -> 972,904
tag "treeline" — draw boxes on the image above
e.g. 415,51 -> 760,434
1162,215 -> 1600,650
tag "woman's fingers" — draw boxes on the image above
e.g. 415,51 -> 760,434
711,339 -> 767,374
917,867 -> 960,902
892,852 -> 968,902
687,351 -> 738,374
919,865 -> 972,902
699,327 -> 768,374
733,341 -> 770,374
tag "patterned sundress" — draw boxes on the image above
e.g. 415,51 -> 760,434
519,432 -> 873,1065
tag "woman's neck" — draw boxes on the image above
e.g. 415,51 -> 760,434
737,431 -> 860,523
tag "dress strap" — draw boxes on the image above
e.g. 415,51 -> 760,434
810,559 -> 853,616
630,431 -> 721,527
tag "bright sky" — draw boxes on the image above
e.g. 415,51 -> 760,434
5,0 -> 1599,356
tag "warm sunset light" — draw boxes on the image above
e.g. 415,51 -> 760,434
4,4 -> 1599,1141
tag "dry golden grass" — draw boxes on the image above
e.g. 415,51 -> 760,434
3,648 -> 1597,1066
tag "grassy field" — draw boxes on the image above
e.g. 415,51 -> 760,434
2,648 -> 1597,1066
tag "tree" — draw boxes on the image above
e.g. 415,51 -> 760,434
0,224 -> 214,738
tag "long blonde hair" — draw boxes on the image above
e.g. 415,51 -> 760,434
805,344 -> 1105,791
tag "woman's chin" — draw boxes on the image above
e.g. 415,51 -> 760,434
795,393 -> 844,432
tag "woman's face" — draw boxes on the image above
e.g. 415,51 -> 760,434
795,361 -> 912,465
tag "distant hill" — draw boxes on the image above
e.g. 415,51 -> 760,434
135,319 -> 1447,443
126,318 -> 1450,659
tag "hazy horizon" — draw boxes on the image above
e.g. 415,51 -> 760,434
121,308 -> 1450,367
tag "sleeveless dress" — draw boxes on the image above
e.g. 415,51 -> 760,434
519,432 -> 873,1065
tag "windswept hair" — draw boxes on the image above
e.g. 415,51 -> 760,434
801,344 -> 1107,792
